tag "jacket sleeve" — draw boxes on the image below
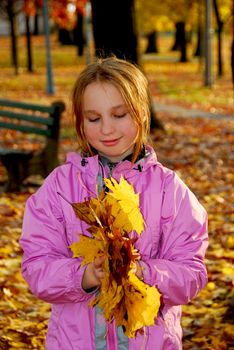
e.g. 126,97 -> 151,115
141,172 -> 208,306
20,172 -> 95,304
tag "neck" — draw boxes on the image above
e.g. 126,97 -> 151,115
98,147 -> 134,163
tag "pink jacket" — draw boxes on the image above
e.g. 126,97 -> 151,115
20,146 -> 208,349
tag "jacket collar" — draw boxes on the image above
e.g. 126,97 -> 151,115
65,145 -> 158,176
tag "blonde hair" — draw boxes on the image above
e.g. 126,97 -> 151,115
72,56 -> 150,162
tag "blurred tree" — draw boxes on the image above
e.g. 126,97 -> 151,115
0,0 -> 21,74
90,0 -> 162,129
24,0 -> 86,53
33,7 -> 39,35
135,1 -> 167,55
136,0 -> 194,62
213,0 -> 224,76
232,38 -> 234,87
193,1 -> 204,58
25,13 -> 33,72
145,30 -> 159,53
73,10 -> 85,56
0,0 -> 44,74
212,0 -> 233,78
194,22 -> 203,57
166,0 -> 194,62
90,0 -> 138,63
58,28 -> 73,45
171,21 -> 187,61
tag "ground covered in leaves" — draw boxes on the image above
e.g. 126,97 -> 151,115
0,111 -> 233,349
152,113 -> 234,350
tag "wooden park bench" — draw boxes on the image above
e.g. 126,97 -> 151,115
0,98 -> 65,192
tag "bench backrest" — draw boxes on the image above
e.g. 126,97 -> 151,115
0,99 -> 65,138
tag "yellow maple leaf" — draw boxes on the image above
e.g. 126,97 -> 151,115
122,272 -> 161,337
72,201 -> 98,226
104,176 -> 145,234
69,234 -> 105,265
72,196 -> 106,227
94,278 -> 124,321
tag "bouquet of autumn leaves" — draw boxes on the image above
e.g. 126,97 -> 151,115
69,176 -> 161,337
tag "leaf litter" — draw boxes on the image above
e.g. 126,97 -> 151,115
0,112 -> 233,349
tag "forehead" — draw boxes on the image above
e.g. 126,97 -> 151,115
83,81 -> 126,110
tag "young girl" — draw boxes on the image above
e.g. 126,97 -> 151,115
20,57 -> 208,350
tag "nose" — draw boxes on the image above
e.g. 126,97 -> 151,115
100,118 -> 114,135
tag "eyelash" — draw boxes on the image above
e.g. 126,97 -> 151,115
88,114 -> 126,122
88,117 -> 100,122
114,113 -> 126,118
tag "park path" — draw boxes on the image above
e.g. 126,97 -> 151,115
153,101 -> 234,120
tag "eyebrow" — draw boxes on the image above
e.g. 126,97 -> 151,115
84,104 -> 127,115
84,110 -> 100,116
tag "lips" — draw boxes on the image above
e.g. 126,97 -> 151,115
101,138 -> 121,146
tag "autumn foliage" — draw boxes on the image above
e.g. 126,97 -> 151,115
23,0 -> 87,28
69,176 -> 161,337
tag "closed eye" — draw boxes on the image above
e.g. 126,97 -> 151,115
114,113 -> 127,119
88,117 -> 100,122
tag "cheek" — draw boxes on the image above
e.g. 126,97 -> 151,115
127,123 -> 138,141
84,124 -> 98,141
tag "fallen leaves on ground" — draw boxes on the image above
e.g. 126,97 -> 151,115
0,112 -> 233,349
0,192 -> 50,350
152,112 -> 234,350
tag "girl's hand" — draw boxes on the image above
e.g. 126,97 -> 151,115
82,255 -> 105,290
134,261 -> 144,280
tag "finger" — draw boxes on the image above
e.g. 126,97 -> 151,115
96,269 -> 105,280
94,255 -> 106,268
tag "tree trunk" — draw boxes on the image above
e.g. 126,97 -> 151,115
90,0 -> 138,64
171,22 -> 181,51
171,21 -> 187,62
90,0 -> 162,130
231,38 -> 234,87
145,30 -> 159,54
179,22 -> 187,62
7,0 -> 18,75
216,24 -> 223,76
58,28 -> 73,45
213,0 -> 223,76
25,15 -> 33,72
34,11 -> 39,35
73,11 -> 85,56
194,25 -> 203,57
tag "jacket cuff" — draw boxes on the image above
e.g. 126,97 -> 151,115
67,263 -> 97,301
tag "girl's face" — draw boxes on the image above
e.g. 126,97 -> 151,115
83,82 -> 138,162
